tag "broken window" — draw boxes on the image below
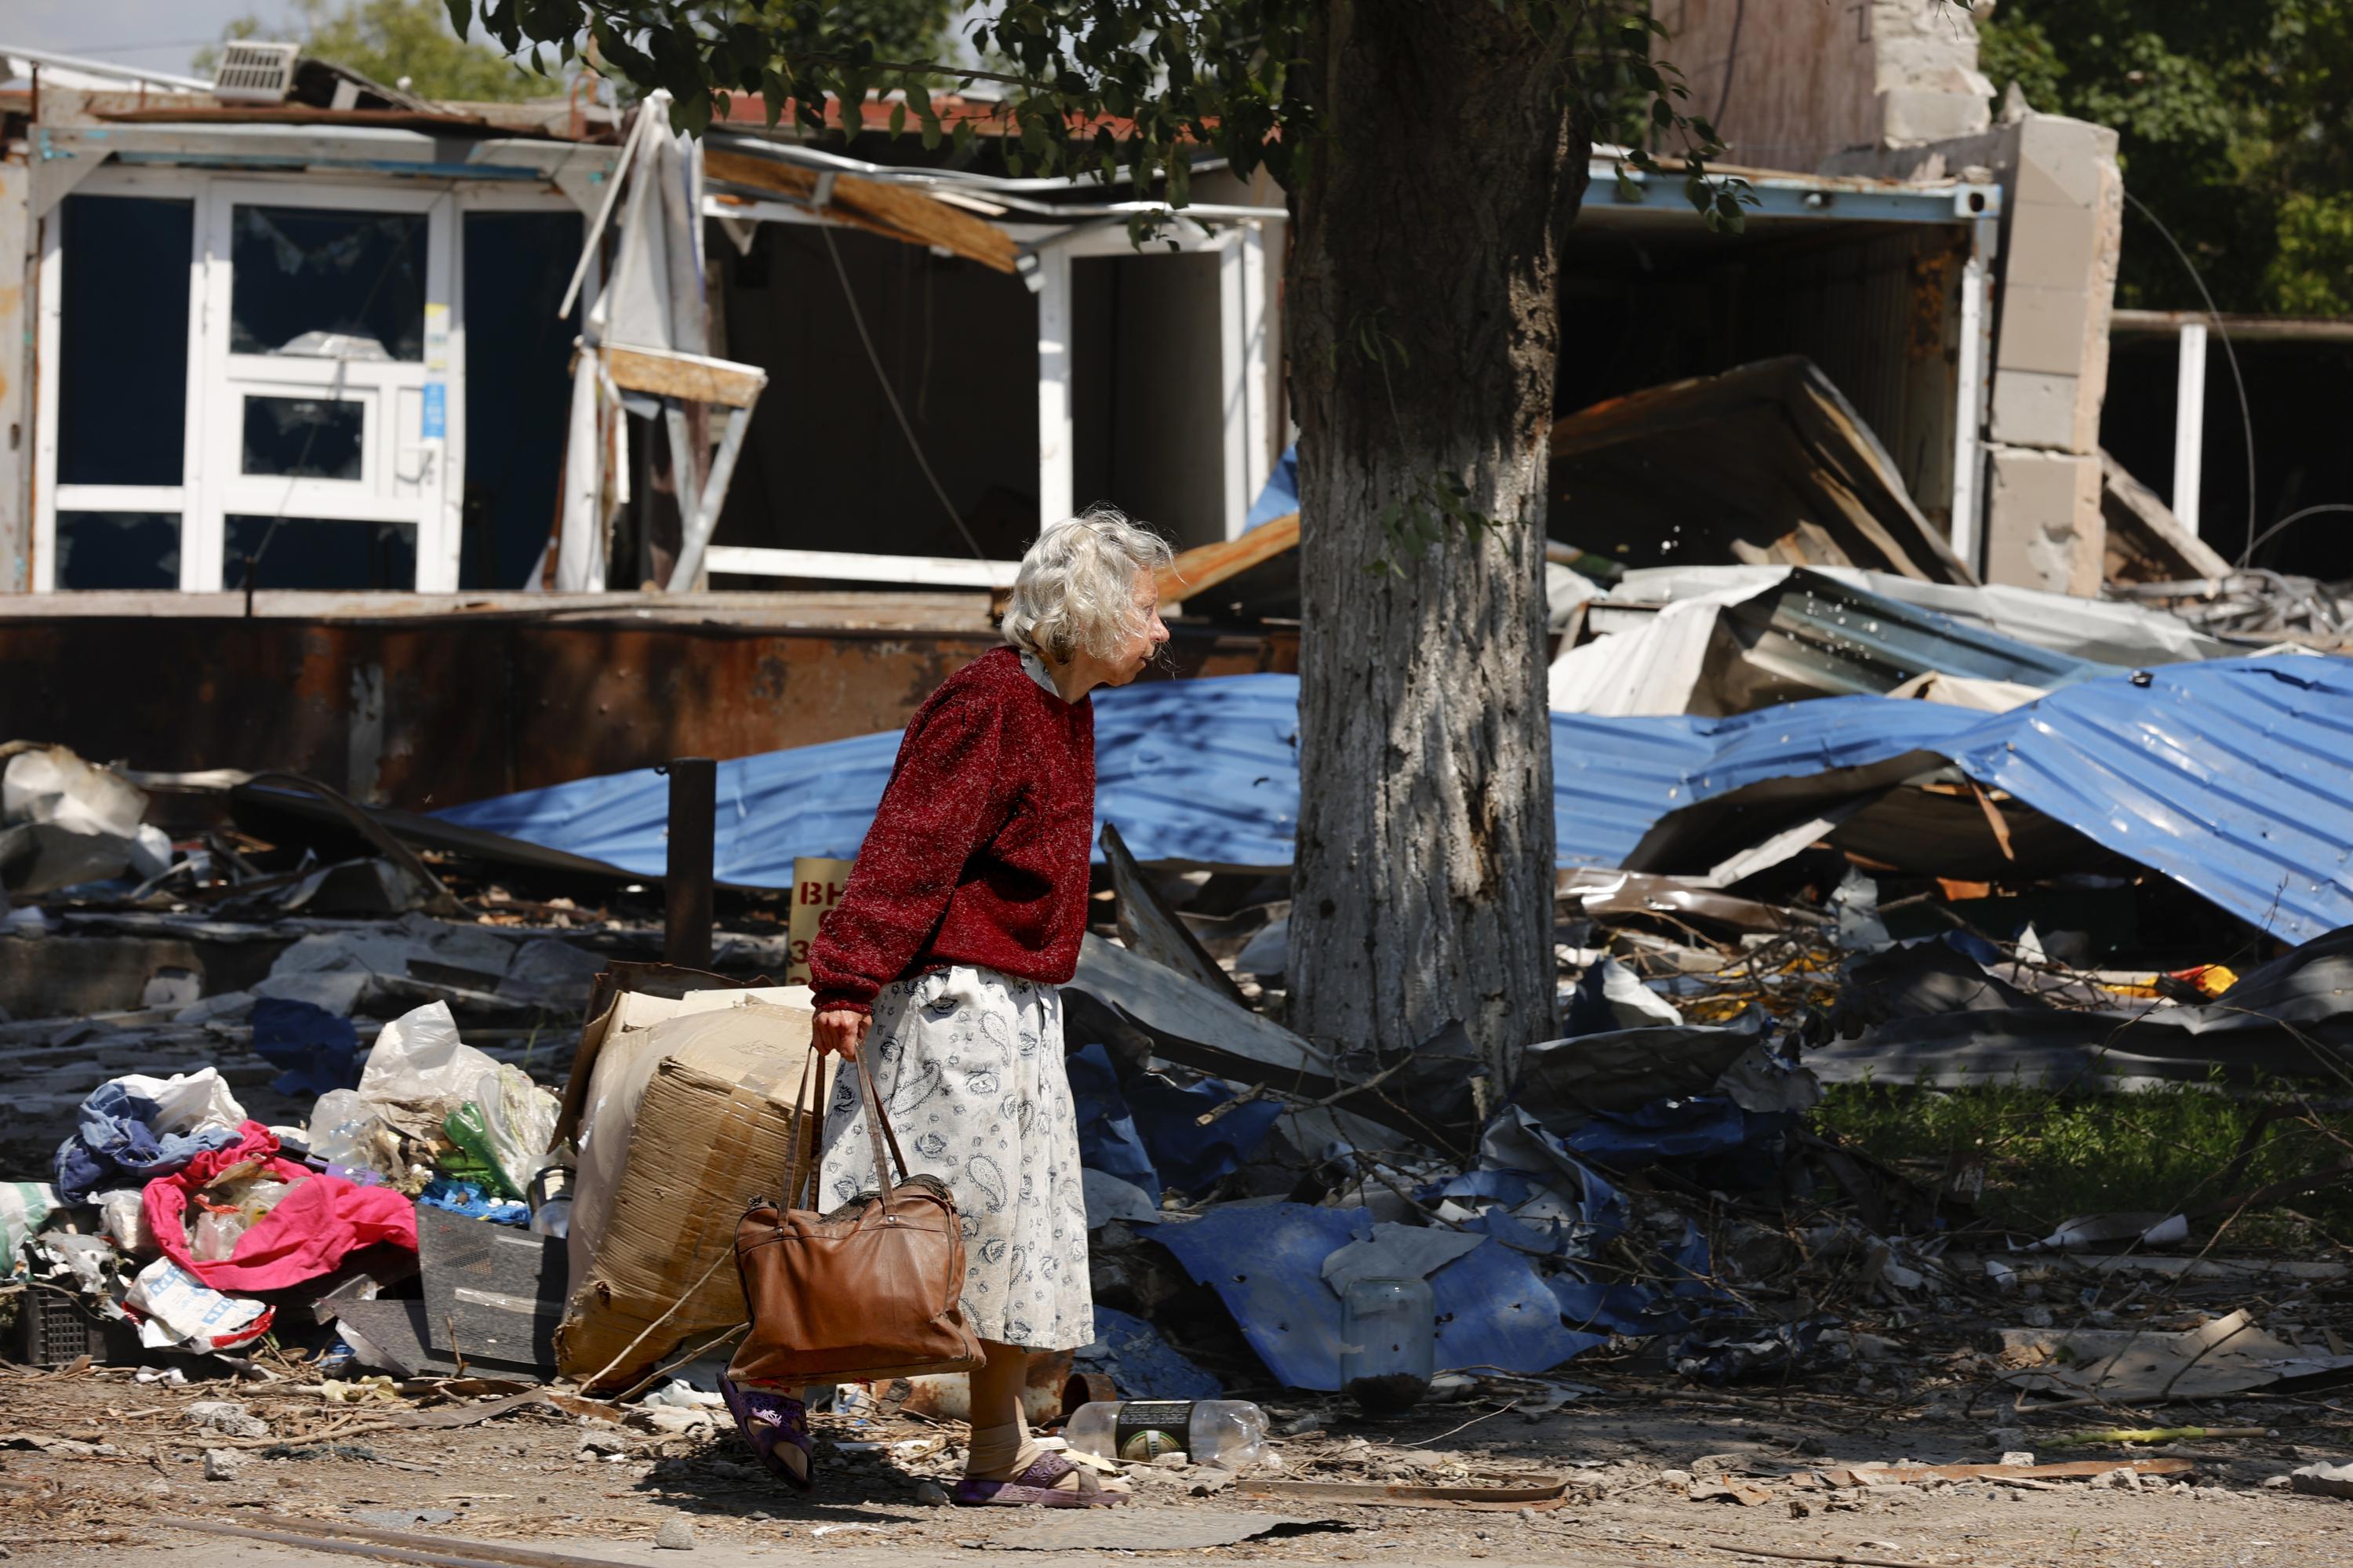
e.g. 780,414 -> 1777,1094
241,395 -> 366,480
461,210 -> 581,590
223,515 -> 417,591
57,195 -> 191,487
54,513 -> 181,591
230,206 -> 426,362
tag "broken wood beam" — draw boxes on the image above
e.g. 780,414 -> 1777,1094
594,343 -> 767,409
702,147 -> 1018,274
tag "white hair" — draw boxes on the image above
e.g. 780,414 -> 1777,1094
1001,504 -> 1174,662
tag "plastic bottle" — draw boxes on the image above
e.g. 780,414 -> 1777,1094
442,1102 -> 522,1199
528,1165 -> 573,1239
1064,1400 -> 1267,1468
1339,1275 -> 1436,1413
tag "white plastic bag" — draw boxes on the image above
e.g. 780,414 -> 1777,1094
1,1181 -> 58,1264
476,1064 -> 560,1198
95,1188 -> 158,1257
307,1089 -> 401,1175
125,1258 -> 268,1350
113,1068 -> 247,1136
1,746 -> 147,837
356,1002 -> 500,1116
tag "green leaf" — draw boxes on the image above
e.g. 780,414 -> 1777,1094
889,101 -> 907,137
1651,97 -> 1673,128
444,0 -> 471,43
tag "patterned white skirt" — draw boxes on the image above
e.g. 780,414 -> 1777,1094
816,965 -> 1093,1351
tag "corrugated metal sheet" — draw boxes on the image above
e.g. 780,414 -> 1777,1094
1953,659 -> 2353,944
437,673 -> 1307,883
438,657 -> 2353,941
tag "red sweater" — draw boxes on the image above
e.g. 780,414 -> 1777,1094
809,646 -> 1096,1015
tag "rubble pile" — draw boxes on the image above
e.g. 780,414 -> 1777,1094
5,562 -> 2353,1524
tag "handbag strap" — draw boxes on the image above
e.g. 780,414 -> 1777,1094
777,1050 -> 824,1212
849,1047 -> 915,1208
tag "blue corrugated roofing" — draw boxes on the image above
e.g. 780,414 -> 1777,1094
436,657 -> 2353,941
437,674 -> 1306,886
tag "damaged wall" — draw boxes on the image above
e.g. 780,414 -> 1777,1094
1838,112 -> 2125,594
1660,0 -> 1995,172
0,597 -> 1297,808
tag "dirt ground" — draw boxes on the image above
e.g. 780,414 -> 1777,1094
2,1362 -> 2348,1568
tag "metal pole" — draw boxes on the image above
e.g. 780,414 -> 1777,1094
664,756 -> 715,968
2173,319 -> 2209,533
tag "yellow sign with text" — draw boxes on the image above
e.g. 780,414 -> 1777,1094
786,857 -> 855,986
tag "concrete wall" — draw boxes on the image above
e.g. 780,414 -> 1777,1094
1660,0 -> 1992,171
1980,114 -> 2122,595
1835,115 -> 2124,594
1665,1 -> 2120,594
1846,113 -> 2122,593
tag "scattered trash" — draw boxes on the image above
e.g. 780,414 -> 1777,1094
1064,1400 -> 1269,1469
2289,1460 -> 2353,1499
183,1401 -> 270,1440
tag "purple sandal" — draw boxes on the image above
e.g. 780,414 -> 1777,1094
720,1377 -> 814,1491
951,1451 -> 1127,1508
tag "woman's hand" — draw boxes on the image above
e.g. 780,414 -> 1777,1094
813,1008 -> 871,1060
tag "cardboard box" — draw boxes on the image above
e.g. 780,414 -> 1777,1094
555,991 -> 827,1389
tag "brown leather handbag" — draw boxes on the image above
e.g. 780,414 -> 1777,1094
726,1049 -> 986,1387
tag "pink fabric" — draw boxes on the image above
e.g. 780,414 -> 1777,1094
143,1122 -> 418,1292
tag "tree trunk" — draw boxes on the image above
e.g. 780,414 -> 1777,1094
1286,3 -> 1584,1078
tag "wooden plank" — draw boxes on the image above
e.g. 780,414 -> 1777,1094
2101,447 -> 2231,581
1160,511 -> 1299,606
595,343 -> 768,408
701,147 -> 1017,274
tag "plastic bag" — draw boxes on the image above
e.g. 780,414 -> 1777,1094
96,1188 -> 158,1257
192,1210 -> 247,1263
476,1065 -> 559,1199
307,1089 -> 402,1174
112,1068 -> 246,1136
356,1002 -> 500,1116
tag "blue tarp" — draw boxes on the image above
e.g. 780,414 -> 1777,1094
1246,446 -> 1300,532
1067,1045 -> 1284,1198
250,999 -> 362,1098
1151,1202 -> 1605,1390
1075,1305 -> 1224,1402
437,657 -> 2353,942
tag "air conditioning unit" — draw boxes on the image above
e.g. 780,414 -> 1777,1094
211,40 -> 300,103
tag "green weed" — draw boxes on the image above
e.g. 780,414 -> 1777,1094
1809,1075 -> 2353,1249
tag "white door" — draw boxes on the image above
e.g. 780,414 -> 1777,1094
193,182 -> 457,591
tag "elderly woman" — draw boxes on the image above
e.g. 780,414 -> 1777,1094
726,507 -> 1172,1508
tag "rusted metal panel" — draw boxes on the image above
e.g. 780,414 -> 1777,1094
0,598 -> 1292,809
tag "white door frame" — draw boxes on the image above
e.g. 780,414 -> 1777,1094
198,178 -> 456,591
35,166 -> 584,594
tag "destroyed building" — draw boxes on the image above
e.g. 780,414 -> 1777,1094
3,20 -> 2353,1554
0,8 -> 2155,797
